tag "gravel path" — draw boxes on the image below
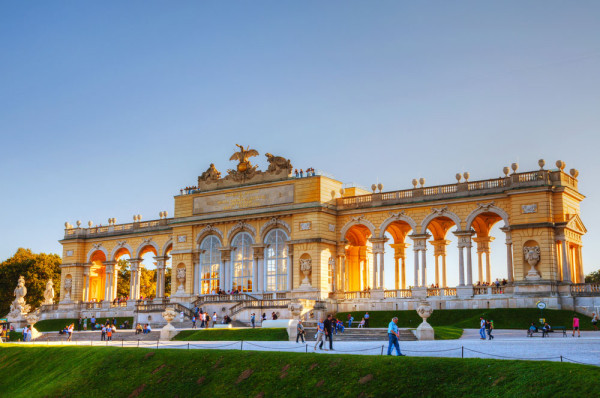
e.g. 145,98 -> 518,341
9,329 -> 600,366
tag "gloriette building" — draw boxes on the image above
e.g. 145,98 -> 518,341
47,146 -> 598,324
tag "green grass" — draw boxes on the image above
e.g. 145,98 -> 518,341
433,326 -> 464,340
0,346 -> 598,397
337,308 -> 594,330
34,317 -> 134,332
173,328 -> 288,341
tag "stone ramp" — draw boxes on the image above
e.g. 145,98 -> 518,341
36,330 -> 161,342
302,327 -> 416,341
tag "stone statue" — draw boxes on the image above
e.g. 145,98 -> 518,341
7,276 -> 31,320
160,307 -> 179,340
63,278 -> 73,302
524,246 -> 541,279
175,267 -> 186,295
43,279 -> 55,305
300,258 -> 312,285
265,153 -> 292,174
229,144 -> 259,173
199,163 -> 221,181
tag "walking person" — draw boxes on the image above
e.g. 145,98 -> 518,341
592,313 -> 598,331
192,315 -> 197,329
199,311 -> 205,328
348,315 -> 354,328
324,315 -> 334,350
251,313 -> 256,328
387,317 -> 406,356
67,324 -> 74,342
296,319 -> 305,343
106,325 -> 113,341
100,325 -> 106,341
313,317 -> 327,351
572,314 -> 581,337
479,317 -> 486,340
78,316 -> 82,332
91,316 -> 96,330
487,319 -> 494,340
364,312 -> 370,328
83,317 -> 88,331
212,312 -> 217,328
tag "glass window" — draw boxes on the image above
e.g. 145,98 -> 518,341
265,229 -> 289,291
200,235 -> 221,294
231,232 -> 254,292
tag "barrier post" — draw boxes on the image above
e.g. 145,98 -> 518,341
157,340 -> 159,349
381,345 -> 384,356
122,339 -> 124,348
461,346 -> 464,358
305,344 -> 308,353
188,343 -> 190,350
560,355 -> 563,362
137,339 -> 140,348
241,340 -> 244,351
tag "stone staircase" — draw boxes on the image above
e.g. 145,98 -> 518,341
302,327 -> 416,342
35,330 -> 161,342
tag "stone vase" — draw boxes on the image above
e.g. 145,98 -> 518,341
415,300 -> 434,340
160,307 -> 179,340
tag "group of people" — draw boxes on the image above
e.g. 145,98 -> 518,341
191,307 -> 219,329
479,317 -> 495,340
475,279 -> 508,287
135,323 -> 152,334
346,312 -> 370,328
294,168 -> 316,178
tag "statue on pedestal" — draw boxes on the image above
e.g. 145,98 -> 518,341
7,276 -> 31,321
415,300 -> 434,340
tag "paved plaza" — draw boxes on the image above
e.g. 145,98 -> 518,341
10,329 -> 600,367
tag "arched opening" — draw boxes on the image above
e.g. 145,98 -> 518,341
231,232 -> 254,292
199,235 -> 221,295
381,220 -> 413,290
344,224 -> 372,291
423,216 -> 459,288
114,247 -> 131,302
138,244 -> 158,299
470,211 -> 509,285
264,228 -> 289,292
89,250 -> 106,302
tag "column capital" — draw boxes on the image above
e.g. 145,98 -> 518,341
454,230 -> 474,248
218,246 -> 232,261
472,236 -> 495,252
250,244 -> 265,259
409,234 -> 430,251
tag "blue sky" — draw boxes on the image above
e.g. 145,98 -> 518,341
1,1 -> 599,287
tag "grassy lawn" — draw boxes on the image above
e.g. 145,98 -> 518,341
34,317 -> 134,332
1,346 -> 598,397
433,326 -> 464,340
173,328 -> 288,341
337,309 -> 593,330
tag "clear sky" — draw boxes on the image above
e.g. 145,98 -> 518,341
1,1 -> 599,288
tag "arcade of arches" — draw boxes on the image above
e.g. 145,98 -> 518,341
57,150 -> 591,310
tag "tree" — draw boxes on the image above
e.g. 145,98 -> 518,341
116,259 -> 131,299
164,266 -> 171,297
0,248 -> 61,315
140,268 -> 156,298
585,270 -> 600,283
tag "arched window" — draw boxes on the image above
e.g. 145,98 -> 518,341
264,229 -> 289,291
231,232 -> 253,292
200,235 -> 221,294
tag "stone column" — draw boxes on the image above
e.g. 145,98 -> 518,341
473,236 -> 494,284
466,239 -> 473,286
421,247 -> 427,287
390,243 -> 408,290
379,250 -> 385,289
154,256 -> 167,298
104,261 -> 115,302
372,247 -> 378,289
329,257 -> 336,291
251,244 -> 264,293
288,244 -> 294,292
410,235 -> 428,287
219,248 -> 232,292
413,248 -> 419,287
501,228 -> 513,282
338,248 -> 347,291
557,235 -> 571,282
577,246 -> 584,283
442,254 -> 447,287
129,259 -> 142,300
83,265 -> 91,302
454,232 -> 468,286
430,239 -> 450,287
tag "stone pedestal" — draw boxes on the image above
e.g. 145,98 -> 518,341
456,286 -> 474,298
370,289 -> 385,300
411,287 -> 428,299
159,307 -> 179,341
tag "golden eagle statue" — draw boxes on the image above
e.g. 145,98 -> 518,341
229,144 -> 259,173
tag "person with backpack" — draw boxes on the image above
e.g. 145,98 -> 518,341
486,319 -> 494,340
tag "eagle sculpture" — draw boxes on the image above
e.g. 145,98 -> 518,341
229,144 -> 259,172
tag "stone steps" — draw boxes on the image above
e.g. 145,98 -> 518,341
302,328 -> 417,341
35,330 -> 161,342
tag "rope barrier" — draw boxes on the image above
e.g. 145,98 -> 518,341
561,356 -> 600,366
402,347 -> 462,353
188,341 -> 243,349
462,347 -> 559,361
244,342 -> 306,350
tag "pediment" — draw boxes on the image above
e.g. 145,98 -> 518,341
566,214 -> 587,234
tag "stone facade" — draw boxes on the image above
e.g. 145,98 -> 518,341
52,151 -> 598,322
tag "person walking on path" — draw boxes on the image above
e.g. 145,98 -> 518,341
364,312 -> 370,328
296,319 -> 305,343
67,324 -> 74,342
592,313 -> 598,331
572,314 -> 581,337
91,316 -> 96,331
486,320 -> 494,340
324,315 -> 334,350
212,312 -> 217,328
314,317 -> 327,351
100,325 -> 106,341
348,315 -> 354,328
479,317 -> 486,340
251,313 -> 256,328
387,317 -> 406,356
192,316 -> 197,329
78,316 -> 82,332
83,317 -> 88,331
